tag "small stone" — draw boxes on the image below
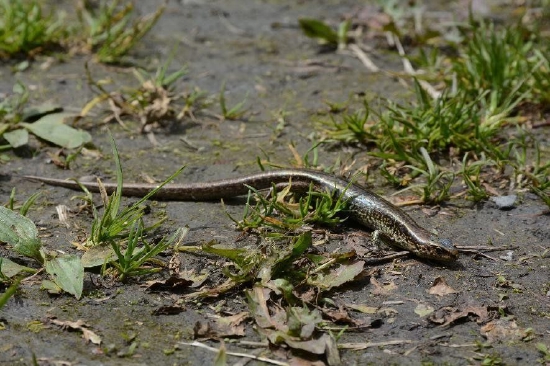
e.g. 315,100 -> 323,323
490,195 -> 517,210
499,251 -> 514,261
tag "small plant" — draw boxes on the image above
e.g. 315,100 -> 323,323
88,137 -> 184,246
0,0 -> 67,58
83,56 -> 203,132
537,343 -> 550,363
226,180 -> 349,233
298,18 -> 351,49
219,81 -> 248,121
77,0 -> 165,64
451,19 -> 549,107
110,220 -> 186,282
460,153 -> 493,202
400,148 -> 454,204
0,82 -> 92,150
0,194 -> 85,298
322,100 -> 375,144
83,136 -> 188,281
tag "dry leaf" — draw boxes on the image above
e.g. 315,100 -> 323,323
414,303 -> 435,317
428,305 -> 490,326
193,318 -> 245,340
370,277 -> 397,295
152,305 -> 185,315
144,276 -> 194,292
428,277 -> 459,296
481,318 -> 533,343
346,303 -> 378,314
49,317 -> 101,345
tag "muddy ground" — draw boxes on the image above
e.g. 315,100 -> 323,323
1,1 -> 550,365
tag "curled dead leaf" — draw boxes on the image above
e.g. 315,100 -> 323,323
428,305 -> 490,327
49,317 -> 101,345
428,277 -> 459,296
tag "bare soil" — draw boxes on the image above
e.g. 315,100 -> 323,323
1,1 -> 549,365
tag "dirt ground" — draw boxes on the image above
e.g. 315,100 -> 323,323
1,1 -> 550,365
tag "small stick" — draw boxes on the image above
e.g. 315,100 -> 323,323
179,341 -> 289,366
339,339 -> 413,350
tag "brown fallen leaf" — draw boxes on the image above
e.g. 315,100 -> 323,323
152,305 -> 185,316
370,277 -> 397,295
428,305 -> 490,327
481,318 -> 533,343
210,311 -> 249,330
194,312 -> 248,340
144,275 -> 194,292
322,306 -> 361,326
49,317 -> 101,345
428,277 -> 459,296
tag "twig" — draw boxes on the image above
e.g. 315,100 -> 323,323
179,341 -> 289,366
362,251 -> 410,265
348,44 -> 379,72
456,245 -> 518,252
338,339 -> 413,350
391,34 -> 441,99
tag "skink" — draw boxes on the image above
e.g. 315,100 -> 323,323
24,169 -> 459,262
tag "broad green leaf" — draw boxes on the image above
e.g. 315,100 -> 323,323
0,257 -> 36,278
81,245 -> 116,268
0,206 -> 42,262
3,128 -> 28,148
298,18 -> 338,45
41,279 -> 62,294
21,113 -> 91,149
202,242 -> 248,267
45,255 -> 84,299
21,102 -> 62,122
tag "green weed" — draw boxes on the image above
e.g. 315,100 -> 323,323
460,153 -> 493,202
77,0 -> 165,64
110,220 -> 186,282
88,137 -> 184,246
298,18 -> 351,49
82,136 -> 187,281
219,81 -> 248,121
0,81 -> 91,150
83,56 -> 194,131
7,187 -> 40,216
0,0 -> 67,58
225,180 -> 348,233
451,19 -> 549,107
400,147 -> 454,204
0,81 -> 28,127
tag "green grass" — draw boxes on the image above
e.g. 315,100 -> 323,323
0,0 -> 164,63
0,0 -> 66,58
219,81 -> 249,121
225,179 -> 349,233
77,0 -> 165,64
317,12 -> 550,206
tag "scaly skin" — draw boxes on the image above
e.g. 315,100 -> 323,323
24,169 -> 459,262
